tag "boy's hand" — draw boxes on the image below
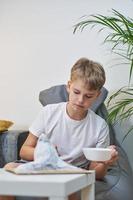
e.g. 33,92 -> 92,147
104,145 -> 118,166
4,162 -> 21,170
89,145 -> 118,179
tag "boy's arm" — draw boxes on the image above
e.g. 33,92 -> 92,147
19,132 -> 38,161
89,161 -> 108,179
89,145 -> 118,180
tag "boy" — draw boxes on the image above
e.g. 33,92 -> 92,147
1,58 -> 118,200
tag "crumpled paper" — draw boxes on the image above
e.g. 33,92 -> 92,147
15,134 -> 77,174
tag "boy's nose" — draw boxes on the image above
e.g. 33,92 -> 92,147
78,95 -> 84,104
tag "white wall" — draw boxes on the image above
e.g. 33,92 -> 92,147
0,0 -> 133,130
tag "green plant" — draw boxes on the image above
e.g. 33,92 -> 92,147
73,9 -> 133,133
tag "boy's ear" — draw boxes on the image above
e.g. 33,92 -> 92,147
66,81 -> 71,93
96,90 -> 101,98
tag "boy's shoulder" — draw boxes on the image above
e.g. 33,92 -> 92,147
42,102 -> 66,111
88,108 -> 106,123
40,102 -> 66,121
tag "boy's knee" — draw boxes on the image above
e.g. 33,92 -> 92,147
0,196 -> 15,200
69,192 -> 80,200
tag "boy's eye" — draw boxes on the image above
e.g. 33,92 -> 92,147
86,95 -> 93,99
74,90 -> 80,94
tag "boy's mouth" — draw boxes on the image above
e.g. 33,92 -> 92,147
73,104 -> 84,109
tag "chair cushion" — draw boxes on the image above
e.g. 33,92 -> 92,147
0,130 -> 29,167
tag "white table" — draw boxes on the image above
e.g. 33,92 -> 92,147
0,169 -> 95,200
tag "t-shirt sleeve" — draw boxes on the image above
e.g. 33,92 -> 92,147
96,122 -> 110,148
29,108 -> 46,137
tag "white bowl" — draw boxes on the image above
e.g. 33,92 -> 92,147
83,147 -> 112,161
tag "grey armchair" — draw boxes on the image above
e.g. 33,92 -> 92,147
0,84 -> 133,200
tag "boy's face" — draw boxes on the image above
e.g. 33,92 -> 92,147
67,79 -> 100,113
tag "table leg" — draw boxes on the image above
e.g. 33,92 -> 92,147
49,197 -> 68,200
81,183 -> 95,200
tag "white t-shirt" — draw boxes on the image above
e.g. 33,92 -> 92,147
29,102 -> 110,168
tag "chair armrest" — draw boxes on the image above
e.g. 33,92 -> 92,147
0,130 -> 29,167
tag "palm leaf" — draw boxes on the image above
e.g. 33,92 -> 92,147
74,9 -> 133,83
121,125 -> 133,144
107,86 -> 133,123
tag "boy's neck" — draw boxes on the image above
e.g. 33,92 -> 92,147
66,103 -> 88,121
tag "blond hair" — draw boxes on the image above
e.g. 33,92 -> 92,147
70,58 -> 105,90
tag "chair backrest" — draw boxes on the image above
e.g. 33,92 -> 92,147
39,84 -> 108,112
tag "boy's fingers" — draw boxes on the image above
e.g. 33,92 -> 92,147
4,162 -> 21,170
108,145 -> 117,150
